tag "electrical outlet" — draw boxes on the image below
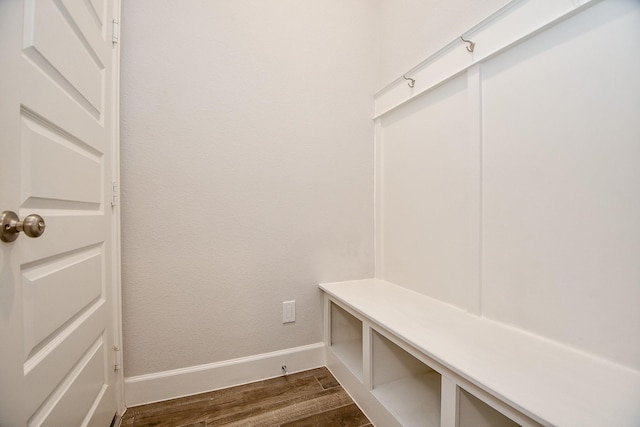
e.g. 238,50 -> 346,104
282,301 -> 295,323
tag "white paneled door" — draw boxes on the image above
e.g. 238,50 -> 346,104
0,0 -> 120,425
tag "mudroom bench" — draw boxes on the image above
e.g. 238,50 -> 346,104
320,279 -> 640,427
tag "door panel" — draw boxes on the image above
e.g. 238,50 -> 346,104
32,335 -> 107,427
20,65 -> 104,153
22,246 -> 103,359
0,0 -> 119,425
21,113 -> 103,206
25,0 -> 105,118
88,0 -> 107,27
23,303 -> 107,416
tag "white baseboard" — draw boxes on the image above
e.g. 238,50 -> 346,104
124,342 -> 325,407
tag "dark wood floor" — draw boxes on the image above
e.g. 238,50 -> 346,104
120,367 -> 372,427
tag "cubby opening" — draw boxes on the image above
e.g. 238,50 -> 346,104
371,331 -> 441,427
458,389 -> 520,427
330,302 -> 363,381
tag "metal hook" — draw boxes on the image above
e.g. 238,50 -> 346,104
460,36 -> 475,53
403,75 -> 415,88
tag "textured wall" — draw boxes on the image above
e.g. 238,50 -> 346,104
120,0 -> 375,376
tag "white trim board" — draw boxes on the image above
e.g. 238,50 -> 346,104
124,343 -> 325,407
374,0 -> 602,118
110,0 -> 125,416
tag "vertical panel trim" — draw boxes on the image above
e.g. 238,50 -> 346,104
374,118 -> 384,278
467,65 -> 482,316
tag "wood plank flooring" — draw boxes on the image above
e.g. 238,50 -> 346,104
120,367 -> 372,427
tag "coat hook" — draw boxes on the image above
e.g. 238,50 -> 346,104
403,75 -> 415,88
460,36 -> 475,53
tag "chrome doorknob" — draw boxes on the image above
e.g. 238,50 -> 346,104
1,211 -> 46,242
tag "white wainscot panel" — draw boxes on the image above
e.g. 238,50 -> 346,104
481,0 -> 640,370
380,73 -> 480,311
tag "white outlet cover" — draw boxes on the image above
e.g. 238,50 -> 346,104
282,301 -> 295,323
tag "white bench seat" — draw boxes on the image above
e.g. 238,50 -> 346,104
320,279 -> 640,427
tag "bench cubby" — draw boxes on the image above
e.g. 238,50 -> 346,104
329,302 -> 363,381
458,389 -> 518,427
371,331 -> 441,427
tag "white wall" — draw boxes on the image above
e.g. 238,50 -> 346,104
377,0 -> 640,371
120,0 -> 375,377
